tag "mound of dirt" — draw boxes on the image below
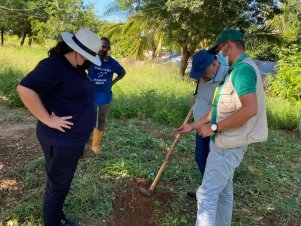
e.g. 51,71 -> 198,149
108,179 -> 171,226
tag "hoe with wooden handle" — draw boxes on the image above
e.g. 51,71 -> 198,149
139,108 -> 193,196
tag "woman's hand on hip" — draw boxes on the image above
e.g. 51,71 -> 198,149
47,112 -> 73,132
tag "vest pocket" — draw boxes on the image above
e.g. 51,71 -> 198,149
219,86 -> 235,113
219,96 -> 235,113
220,125 -> 247,146
223,126 -> 244,136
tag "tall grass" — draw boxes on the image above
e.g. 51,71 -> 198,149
0,41 -> 49,73
1,40 -> 301,226
0,43 -> 300,130
111,62 -> 193,125
266,96 -> 301,131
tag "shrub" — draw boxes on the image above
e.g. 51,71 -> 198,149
265,52 -> 301,101
0,67 -> 23,107
266,96 -> 301,131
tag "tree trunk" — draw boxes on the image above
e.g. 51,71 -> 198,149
150,41 -> 157,61
20,32 -> 27,46
180,44 -> 194,76
1,28 -> 4,47
180,52 -> 189,76
151,47 -> 156,60
28,30 -> 33,46
28,36 -> 32,46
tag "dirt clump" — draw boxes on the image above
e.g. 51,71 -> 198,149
109,179 -> 171,226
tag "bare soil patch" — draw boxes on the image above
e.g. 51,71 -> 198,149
108,179 -> 171,226
0,105 -> 41,219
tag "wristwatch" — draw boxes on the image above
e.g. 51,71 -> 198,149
210,124 -> 218,133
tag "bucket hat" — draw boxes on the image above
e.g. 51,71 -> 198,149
190,49 -> 215,80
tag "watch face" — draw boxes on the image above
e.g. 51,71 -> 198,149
211,124 -> 217,131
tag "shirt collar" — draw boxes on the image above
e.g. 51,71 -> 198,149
229,53 -> 248,70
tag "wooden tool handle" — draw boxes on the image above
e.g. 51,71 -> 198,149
148,107 -> 193,191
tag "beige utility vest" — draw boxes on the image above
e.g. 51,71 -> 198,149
215,57 -> 268,148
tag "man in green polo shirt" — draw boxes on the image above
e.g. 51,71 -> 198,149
175,29 -> 268,226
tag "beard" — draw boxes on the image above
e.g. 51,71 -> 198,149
99,50 -> 108,56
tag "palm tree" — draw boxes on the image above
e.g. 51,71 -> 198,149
103,13 -> 164,60
104,0 -> 283,75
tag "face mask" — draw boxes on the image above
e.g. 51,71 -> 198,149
216,43 -> 230,66
216,51 -> 228,66
77,60 -> 91,74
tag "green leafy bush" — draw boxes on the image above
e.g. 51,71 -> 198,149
111,38 -> 136,59
265,52 -> 301,101
0,67 -> 23,107
247,42 -> 280,61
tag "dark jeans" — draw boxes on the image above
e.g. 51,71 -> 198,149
195,133 -> 210,179
40,141 -> 84,226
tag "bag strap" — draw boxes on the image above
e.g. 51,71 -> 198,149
193,79 -> 200,96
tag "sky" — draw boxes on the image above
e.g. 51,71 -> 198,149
84,0 -> 127,22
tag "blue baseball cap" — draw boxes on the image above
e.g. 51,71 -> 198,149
190,49 -> 215,80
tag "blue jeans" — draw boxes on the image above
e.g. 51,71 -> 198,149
196,141 -> 247,226
195,133 -> 210,178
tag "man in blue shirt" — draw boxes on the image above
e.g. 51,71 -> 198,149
88,37 -> 126,154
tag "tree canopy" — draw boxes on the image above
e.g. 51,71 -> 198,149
0,0 -> 100,45
1,0 -> 300,76
115,0 -> 285,75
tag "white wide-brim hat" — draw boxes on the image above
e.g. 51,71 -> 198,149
61,28 -> 101,66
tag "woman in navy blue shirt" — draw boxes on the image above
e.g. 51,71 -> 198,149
17,28 -> 101,226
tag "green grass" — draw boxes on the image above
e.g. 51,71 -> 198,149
266,96 -> 301,131
2,119 -> 301,225
111,62 -> 193,125
1,44 -> 300,129
0,42 -> 49,73
1,41 -> 301,225
234,130 -> 301,225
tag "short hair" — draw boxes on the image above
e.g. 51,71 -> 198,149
231,40 -> 245,50
100,37 -> 111,46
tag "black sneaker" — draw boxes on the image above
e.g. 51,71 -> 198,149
186,191 -> 197,201
60,219 -> 80,226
